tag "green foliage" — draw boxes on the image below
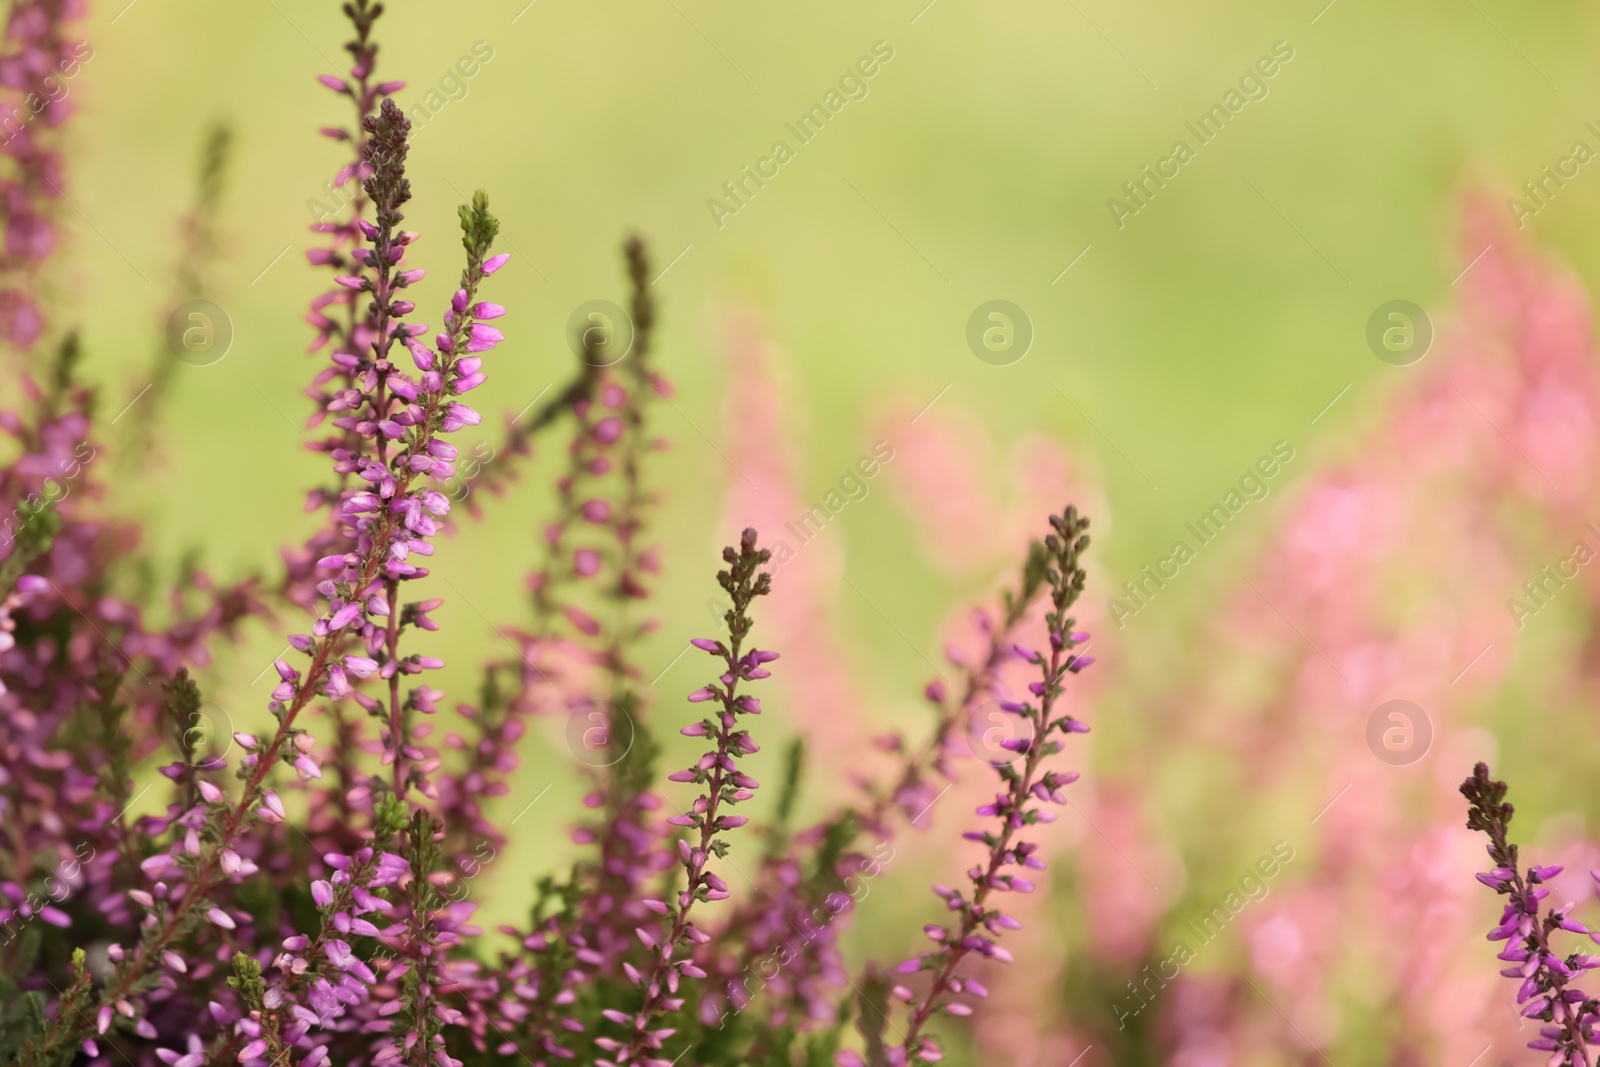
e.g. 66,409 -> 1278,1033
806,811 -> 860,895
457,190 -> 500,274
997,538 -> 1050,632
0,500 -> 60,597
764,736 -> 805,860
7,946 -> 93,1067
44,333 -> 81,413
608,691 -> 660,805
374,792 -> 411,840
227,951 -> 266,1004
853,971 -> 892,1067
162,669 -> 203,767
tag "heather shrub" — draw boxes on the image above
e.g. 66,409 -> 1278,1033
0,6 -> 1099,1067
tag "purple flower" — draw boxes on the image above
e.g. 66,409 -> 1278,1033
1463,763 -> 1598,1062
872,506 -> 1093,1060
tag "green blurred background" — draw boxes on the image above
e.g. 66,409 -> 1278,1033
59,0 -> 1600,952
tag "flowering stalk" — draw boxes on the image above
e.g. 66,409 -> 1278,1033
289,0 -> 404,615
258,842 -> 409,1067
606,236 -> 659,608
375,810 -> 468,1067
454,369 -> 598,508
472,241 -> 670,1019
452,236 -> 651,512
580,237 -> 670,964
882,505 -> 1092,1065
869,541 -> 1050,833
12,948 -> 93,1066
315,102 -> 507,806
0,6 -> 274,1035
596,528 -> 775,1067
487,889 -> 591,1064
38,109 -> 508,1065
0,339 -> 266,1045
228,954 -> 295,1067
694,543 -> 1052,1031
519,239 -> 662,655
124,122 -> 233,460
1462,763 -> 1600,1066
0,0 -> 88,352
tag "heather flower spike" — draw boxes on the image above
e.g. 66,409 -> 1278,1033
876,504 -> 1092,1065
871,537 -> 1054,834
597,528 -> 775,1067
1463,763 -> 1599,1066
0,0 -> 88,352
7,6 -> 511,1054
125,122 -> 232,457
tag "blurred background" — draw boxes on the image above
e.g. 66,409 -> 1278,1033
54,0 -> 1600,1062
